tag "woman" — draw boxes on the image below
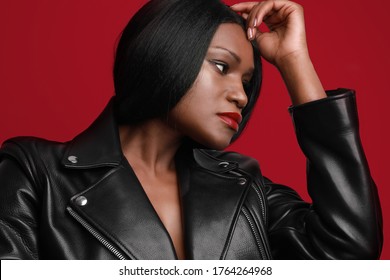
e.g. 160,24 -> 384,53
0,0 -> 382,259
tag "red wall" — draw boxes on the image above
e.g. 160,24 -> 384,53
0,0 -> 388,259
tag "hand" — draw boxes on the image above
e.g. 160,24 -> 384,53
232,0 -> 327,105
231,0 -> 308,68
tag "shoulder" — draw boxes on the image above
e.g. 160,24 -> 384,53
1,136 -> 67,156
0,136 -> 68,172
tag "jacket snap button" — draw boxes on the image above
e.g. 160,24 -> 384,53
75,196 -> 88,206
238,178 -> 247,185
68,156 -> 78,164
218,161 -> 230,168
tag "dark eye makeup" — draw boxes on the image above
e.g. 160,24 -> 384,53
208,59 -> 252,93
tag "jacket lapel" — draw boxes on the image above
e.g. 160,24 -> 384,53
63,98 -> 176,259
69,162 -> 177,260
177,149 -> 250,260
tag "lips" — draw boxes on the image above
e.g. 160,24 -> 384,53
217,112 -> 242,132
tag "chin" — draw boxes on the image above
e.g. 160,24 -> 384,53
197,134 -> 233,150
185,126 -> 235,150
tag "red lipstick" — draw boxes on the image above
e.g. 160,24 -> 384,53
217,112 -> 242,131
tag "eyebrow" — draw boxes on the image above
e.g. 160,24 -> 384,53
210,46 -> 254,77
211,46 -> 241,63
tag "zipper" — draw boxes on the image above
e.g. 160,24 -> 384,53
228,170 -> 267,223
227,170 -> 272,259
67,207 -> 129,260
242,206 -> 267,259
250,182 -> 266,222
250,182 -> 272,259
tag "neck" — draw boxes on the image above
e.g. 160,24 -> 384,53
119,118 -> 183,174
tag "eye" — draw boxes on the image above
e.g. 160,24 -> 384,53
216,63 -> 226,73
211,60 -> 229,74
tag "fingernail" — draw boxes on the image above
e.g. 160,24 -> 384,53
248,28 -> 253,39
254,18 -> 258,27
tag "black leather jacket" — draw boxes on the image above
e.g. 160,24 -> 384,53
0,89 -> 383,259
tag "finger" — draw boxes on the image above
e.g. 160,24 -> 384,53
246,0 -> 293,39
246,1 -> 276,28
245,2 -> 268,39
231,1 -> 287,16
230,2 -> 261,13
231,2 -> 263,40
241,13 -> 249,20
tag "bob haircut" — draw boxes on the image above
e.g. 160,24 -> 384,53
113,0 -> 262,143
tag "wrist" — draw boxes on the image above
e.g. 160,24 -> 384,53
275,50 -> 326,105
275,49 -> 311,74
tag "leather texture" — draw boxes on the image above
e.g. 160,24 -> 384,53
0,89 -> 383,259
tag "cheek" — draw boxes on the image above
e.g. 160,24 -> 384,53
175,73 -> 220,120
189,64 -> 222,102
169,95 -> 211,135
167,70 -> 234,149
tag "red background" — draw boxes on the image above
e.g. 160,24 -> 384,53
0,0 -> 388,259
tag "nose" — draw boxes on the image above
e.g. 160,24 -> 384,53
226,83 -> 248,110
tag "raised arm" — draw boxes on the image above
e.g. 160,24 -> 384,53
231,0 -> 326,105
232,0 -> 383,259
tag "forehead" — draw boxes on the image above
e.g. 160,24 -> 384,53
208,23 -> 254,65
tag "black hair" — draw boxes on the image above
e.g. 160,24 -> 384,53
113,0 -> 262,142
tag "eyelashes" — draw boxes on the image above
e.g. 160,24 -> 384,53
209,60 -> 251,92
212,60 -> 229,74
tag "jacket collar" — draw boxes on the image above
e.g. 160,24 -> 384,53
61,97 -> 123,168
61,97 -> 239,172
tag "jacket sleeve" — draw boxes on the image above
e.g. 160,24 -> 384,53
265,89 -> 383,259
0,139 -> 40,259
